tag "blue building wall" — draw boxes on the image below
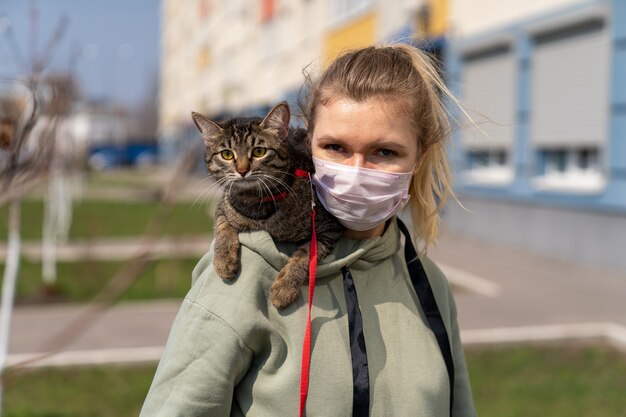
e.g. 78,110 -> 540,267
444,0 -> 626,272
446,0 -> 626,215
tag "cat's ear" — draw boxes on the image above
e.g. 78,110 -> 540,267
260,102 -> 290,137
191,111 -> 223,145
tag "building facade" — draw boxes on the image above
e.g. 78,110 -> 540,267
446,0 -> 626,271
160,0 -> 626,271
158,0 -> 444,159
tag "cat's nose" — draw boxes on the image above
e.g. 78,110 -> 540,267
237,169 -> 249,177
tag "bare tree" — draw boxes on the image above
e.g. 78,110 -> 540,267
40,74 -> 81,290
0,7 -> 71,413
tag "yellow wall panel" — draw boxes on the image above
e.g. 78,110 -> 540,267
324,12 -> 378,65
429,0 -> 448,36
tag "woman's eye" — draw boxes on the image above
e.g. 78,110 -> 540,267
377,148 -> 398,157
324,144 -> 344,152
252,147 -> 266,158
220,150 -> 234,160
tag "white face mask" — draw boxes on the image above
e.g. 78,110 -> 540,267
312,157 -> 413,231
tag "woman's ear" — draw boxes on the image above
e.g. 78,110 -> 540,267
260,102 -> 290,137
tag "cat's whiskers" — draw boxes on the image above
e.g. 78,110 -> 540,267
256,177 -> 280,212
192,180 -> 220,208
247,170 -> 286,202
226,176 -> 237,200
260,174 -> 294,195
192,176 -> 230,209
259,174 -> 307,204
253,172 -> 289,194
194,171 -> 236,210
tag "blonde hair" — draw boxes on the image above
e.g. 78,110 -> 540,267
303,44 -> 456,248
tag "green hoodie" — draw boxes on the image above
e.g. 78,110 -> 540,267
140,219 -> 476,417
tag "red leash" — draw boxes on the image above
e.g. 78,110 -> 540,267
298,171 -> 317,417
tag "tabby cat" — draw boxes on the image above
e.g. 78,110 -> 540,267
191,102 -> 344,309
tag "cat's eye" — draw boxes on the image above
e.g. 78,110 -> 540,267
252,147 -> 266,158
220,150 -> 235,160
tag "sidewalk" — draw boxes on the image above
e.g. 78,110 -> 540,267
0,236 -> 213,262
5,230 -> 626,368
430,231 -> 626,348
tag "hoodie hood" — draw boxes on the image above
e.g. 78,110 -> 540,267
238,218 -> 402,279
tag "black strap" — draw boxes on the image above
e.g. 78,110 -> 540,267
397,218 -> 455,414
341,266 -> 370,417
340,219 -> 455,416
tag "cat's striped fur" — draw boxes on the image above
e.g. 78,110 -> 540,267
192,102 -> 344,309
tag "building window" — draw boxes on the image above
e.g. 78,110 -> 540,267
260,17 -> 278,58
196,45 -> 210,70
260,0 -> 276,23
530,20 -> 609,165
198,0 -> 211,20
329,0 -> 374,26
459,44 -> 516,186
533,147 -> 605,193
463,149 -> 514,185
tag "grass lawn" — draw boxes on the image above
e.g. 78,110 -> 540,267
1,172 -> 214,303
10,257 -> 201,304
0,199 -> 214,240
3,346 -> 625,416
87,169 -> 165,188
467,345 -> 626,417
4,364 -> 158,417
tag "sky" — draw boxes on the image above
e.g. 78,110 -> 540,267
0,0 -> 160,108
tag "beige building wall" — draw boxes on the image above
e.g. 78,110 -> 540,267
159,0 -> 430,137
449,0 -> 580,36
160,0 -> 203,134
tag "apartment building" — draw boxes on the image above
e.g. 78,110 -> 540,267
445,0 -> 626,271
159,0 -> 445,158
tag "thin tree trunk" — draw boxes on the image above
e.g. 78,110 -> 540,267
42,157 -> 73,287
0,198 -> 21,412
42,184 -> 57,285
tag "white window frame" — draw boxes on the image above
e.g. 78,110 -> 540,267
463,149 -> 514,186
532,147 -> 606,193
459,39 -> 516,187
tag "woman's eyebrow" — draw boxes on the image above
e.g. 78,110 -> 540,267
316,136 -> 407,149
373,141 -> 408,150
315,135 -> 342,142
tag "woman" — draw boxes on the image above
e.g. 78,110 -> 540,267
140,44 -> 476,416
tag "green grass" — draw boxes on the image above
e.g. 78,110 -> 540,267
0,199 -> 214,240
87,170 -> 162,188
4,364 -> 157,417
3,346 -> 625,417
467,345 -> 626,417
9,257 -> 201,303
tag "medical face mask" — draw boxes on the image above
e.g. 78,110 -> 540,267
312,157 -> 413,231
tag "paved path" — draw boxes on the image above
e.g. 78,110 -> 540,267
430,231 -> 626,348
0,236 -> 213,262
4,230 -> 626,368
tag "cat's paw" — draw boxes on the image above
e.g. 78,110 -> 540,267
270,278 -> 301,309
213,239 -> 239,279
271,256 -> 308,309
214,258 -> 239,280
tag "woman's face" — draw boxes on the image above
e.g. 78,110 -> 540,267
311,97 -> 418,173
311,96 -> 419,238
